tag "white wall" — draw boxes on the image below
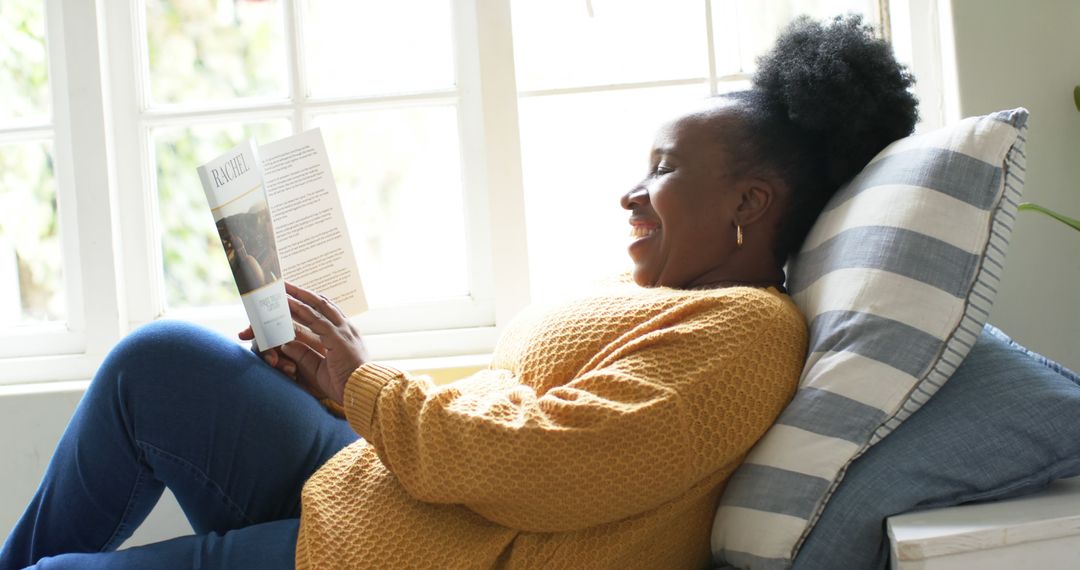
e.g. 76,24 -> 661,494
948,0 -> 1080,371
0,383 -> 191,549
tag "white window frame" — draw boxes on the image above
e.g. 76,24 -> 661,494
514,1 -> 890,113
888,0 -> 959,131
0,0 -> 123,381
2,0 -> 530,384
2,0 -> 947,386
102,0 -> 528,359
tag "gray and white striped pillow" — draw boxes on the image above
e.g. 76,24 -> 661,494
711,108 -> 1029,570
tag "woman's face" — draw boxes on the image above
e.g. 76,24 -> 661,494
620,108 -> 748,289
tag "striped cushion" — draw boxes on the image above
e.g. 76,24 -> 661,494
711,108 -> 1029,570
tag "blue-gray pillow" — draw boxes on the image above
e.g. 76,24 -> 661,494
790,324 -> 1080,570
713,109 -> 1029,569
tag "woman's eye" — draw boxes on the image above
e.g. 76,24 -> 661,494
652,165 -> 673,176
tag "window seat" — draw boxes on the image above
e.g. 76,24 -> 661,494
887,476 -> 1080,569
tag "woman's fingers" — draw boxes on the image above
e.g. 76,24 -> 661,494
285,281 -> 347,327
280,282 -> 365,405
279,340 -> 324,387
238,326 -> 254,341
272,348 -> 322,399
293,323 -> 327,356
287,295 -> 337,335
261,348 -> 298,378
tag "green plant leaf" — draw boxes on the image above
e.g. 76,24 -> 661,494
1018,202 -> 1080,233
1075,85 -> 1080,112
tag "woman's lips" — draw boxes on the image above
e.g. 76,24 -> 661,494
628,221 -> 660,258
629,218 -> 660,238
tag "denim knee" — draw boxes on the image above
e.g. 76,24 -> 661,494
92,320 -> 252,402
108,320 -> 225,365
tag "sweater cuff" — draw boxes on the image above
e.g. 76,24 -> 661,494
344,362 -> 401,441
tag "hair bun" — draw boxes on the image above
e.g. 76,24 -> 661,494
753,14 -> 918,185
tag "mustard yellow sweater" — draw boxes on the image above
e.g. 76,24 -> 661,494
295,282 -> 807,569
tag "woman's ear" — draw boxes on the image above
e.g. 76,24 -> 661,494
732,177 -> 776,226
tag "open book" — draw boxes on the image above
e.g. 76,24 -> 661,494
196,129 -> 367,350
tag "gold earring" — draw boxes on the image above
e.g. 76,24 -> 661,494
736,224 -> 743,247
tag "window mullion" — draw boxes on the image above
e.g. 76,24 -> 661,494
454,0 -> 530,331
886,0 -> 947,131
0,124 -> 54,141
879,0 -> 893,43
705,0 -> 718,96
284,0 -> 306,131
451,0 -> 493,324
42,0 -> 83,344
518,77 -> 709,98
102,0 -> 163,330
46,0 -> 123,358
139,91 -> 462,127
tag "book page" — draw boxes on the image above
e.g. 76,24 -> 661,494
260,129 -> 367,316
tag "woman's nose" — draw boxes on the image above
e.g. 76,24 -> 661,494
621,186 -> 649,210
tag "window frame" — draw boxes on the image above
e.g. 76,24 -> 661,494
106,0 -> 524,346
0,0 -> 123,381
1,0 -> 530,384
2,0 -> 931,386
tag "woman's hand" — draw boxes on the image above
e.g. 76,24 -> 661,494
239,324 -> 325,400
280,282 -> 369,405
238,282 -> 369,405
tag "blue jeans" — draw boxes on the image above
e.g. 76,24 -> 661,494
0,321 -> 359,569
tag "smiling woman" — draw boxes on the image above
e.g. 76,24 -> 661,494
622,12 -> 917,296
623,105 -> 786,290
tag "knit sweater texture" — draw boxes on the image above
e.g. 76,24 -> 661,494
295,282 -> 807,569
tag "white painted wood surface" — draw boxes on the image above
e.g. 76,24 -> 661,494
887,476 -> 1080,569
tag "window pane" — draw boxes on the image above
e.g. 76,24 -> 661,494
145,0 -> 288,106
711,0 -> 880,76
0,0 -> 50,122
312,106 -> 468,307
511,0 -> 708,91
0,140 -> 64,323
302,0 -> 455,98
153,120 -> 290,309
518,84 -> 708,302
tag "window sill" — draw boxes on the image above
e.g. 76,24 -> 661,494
887,476 -> 1080,569
0,347 -> 493,392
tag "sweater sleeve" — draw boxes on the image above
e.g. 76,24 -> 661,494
343,296 -> 804,532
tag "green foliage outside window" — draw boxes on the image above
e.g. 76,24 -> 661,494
146,0 -> 287,308
155,122 -> 288,309
0,0 -> 62,322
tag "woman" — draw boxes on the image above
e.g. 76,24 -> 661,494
1,15 -> 917,570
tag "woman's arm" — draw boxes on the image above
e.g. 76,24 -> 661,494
344,296 -> 804,532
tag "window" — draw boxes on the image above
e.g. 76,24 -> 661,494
0,0 -> 105,368
2,0 -> 893,384
0,1 -> 61,326
102,0 -> 510,366
511,0 -> 883,301
112,1 -> 494,339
